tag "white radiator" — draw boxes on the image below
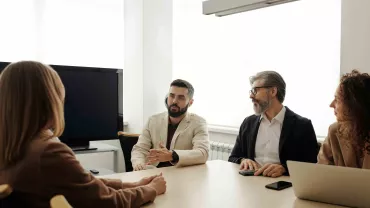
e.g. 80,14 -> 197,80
208,141 -> 234,161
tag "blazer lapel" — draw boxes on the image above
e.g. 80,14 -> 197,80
159,113 -> 169,147
247,116 -> 261,159
170,113 -> 190,149
248,116 -> 261,159
279,107 -> 295,154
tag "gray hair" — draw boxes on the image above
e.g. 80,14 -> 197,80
250,71 -> 286,103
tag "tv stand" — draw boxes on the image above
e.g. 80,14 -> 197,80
71,146 -> 98,151
71,142 -> 120,173
66,140 -> 93,150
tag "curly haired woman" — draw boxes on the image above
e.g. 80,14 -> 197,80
318,70 -> 370,168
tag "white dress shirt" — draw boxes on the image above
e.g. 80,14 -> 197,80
254,106 -> 286,166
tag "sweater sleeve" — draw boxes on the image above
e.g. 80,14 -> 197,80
40,141 -> 156,208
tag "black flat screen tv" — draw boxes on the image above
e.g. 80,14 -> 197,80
0,61 -> 123,150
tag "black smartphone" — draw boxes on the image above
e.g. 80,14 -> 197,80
239,170 -> 255,176
265,181 -> 292,191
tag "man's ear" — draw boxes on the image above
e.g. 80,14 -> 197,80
164,94 -> 169,107
189,99 -> 194,107
271,87 -> 278,97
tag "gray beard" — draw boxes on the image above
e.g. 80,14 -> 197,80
253,100 -> 270,115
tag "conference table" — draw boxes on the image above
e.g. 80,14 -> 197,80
101,160 -> 347,208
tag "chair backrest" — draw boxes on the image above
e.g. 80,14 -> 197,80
0,184 -> 72,208
50,195 -> 72,208
0,184 -> 26,208
0,185 -> 12,199
0,184 -> 12,208
317,141 -> 322,155
118,132 -> 140,172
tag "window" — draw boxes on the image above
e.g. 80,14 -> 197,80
38,0 -> 124,68
173,0 -> 341,136
0,0 -> 124,69
0,0 -> 37,61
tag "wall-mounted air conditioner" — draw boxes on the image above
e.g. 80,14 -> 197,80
203,0 -> 300,17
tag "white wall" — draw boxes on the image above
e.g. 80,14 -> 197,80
209,131 -> 237,144
124,0 -> 144,133
340,0 -> 370,75
124,0 -> 173,133
143,0 -> 173,121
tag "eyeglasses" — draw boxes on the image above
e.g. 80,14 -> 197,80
249,86 -> 274,96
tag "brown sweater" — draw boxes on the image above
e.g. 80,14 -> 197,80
318,122 -> 370,169
0,137 -> 156,208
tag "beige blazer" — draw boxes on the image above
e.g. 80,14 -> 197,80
318,122 -> 370,169
131,112 -> 210,168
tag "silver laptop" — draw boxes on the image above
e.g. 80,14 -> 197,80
287,160 -> 370,208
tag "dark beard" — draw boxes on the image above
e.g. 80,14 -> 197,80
167,103 -> 189,118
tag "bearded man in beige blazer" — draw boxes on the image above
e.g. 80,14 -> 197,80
131,79 -> 210,171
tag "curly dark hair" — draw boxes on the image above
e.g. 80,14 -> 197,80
338,70 -> 370,155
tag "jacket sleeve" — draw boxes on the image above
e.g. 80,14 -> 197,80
99,178 -> 139,190
131,118 -> 153,168
301,120 -> 319,163
283,120 -> 318,175
228,118 -> 249,164
317,124 -> 335,165
175,120 -> 210,167
41,141 -> 157,208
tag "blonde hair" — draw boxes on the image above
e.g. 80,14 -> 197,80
0,61 -> 65,168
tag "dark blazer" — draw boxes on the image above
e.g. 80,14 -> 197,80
228,107 -> 319,175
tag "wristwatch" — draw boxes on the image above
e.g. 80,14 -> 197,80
171,150 -> 179,163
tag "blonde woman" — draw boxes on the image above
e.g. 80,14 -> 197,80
0,61 -> 166,207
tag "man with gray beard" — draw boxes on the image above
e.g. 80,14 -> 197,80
229,71 -> 318,177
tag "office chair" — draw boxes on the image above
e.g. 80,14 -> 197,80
317,141 -> 322,155
0,184 -> 72,208
118,95 -> 166,172
0,184 -> 25,208
50,195 -> 72,208
0,184 -> 12,200
118,131 -> 140,172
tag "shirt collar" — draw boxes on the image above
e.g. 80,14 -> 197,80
260,106 -> 286,124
